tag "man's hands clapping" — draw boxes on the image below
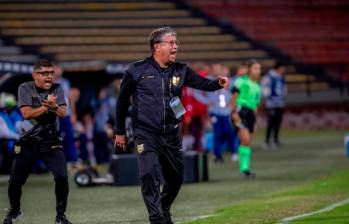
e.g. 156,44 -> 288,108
42,94 -> 58,110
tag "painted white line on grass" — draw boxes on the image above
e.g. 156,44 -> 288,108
277,198 -> 349,224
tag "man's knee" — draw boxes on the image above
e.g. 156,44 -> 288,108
8,181 -> 20,191
139,156 -> 161,185
54,174 -> 68,186
140,168 -> 161,187
9,173 -> 27,187
51,163 -> 68,182
170,173 -> 183,187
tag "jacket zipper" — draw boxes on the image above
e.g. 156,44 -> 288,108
161,74 -> 166,133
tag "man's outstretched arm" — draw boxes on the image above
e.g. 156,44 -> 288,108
184,67 -> 229,91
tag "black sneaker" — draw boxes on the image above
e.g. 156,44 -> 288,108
3,209 -> 22,224
213,157 -> 224,163
241,171 -> 256,179
163,209 -> 174,224
55,215 -> 73,224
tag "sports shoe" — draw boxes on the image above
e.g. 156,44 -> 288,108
55,215 -> 73,224
213,157 -> 224,163
163,209 -> 174,224
261,142 -> 271,150
241,171 -> 256,179
231,153 -> 239,162
3,209 -> 22,224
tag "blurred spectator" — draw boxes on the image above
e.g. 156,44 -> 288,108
80,112 -> 97,167
182,126 -> 195,151
93,88 -> 114,163
54,64 -> 78,163
201,118 -> 214,152
181,62 -> 209,151
3,93 -> 22,131
0,93 -> 21,173
231,62 -> 248,88
194,64 -> 237,162
67,87 -> 89,163
0,113 -> 19,140
76,81 -> 97,120
261,62 -> 287,149
69,87 -> 80,125
0,93 -> 21,142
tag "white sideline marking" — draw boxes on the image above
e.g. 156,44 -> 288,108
277,198 -> 349,224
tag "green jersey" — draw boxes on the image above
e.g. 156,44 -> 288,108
232,75 -> 261,111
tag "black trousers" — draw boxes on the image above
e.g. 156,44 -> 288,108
8,143 -> 69,216
265,108 -> 284,144
134,129 -> 184,224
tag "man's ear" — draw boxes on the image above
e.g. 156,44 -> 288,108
154,43 -> 160,52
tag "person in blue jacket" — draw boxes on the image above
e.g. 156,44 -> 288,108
261,62 -> 287,149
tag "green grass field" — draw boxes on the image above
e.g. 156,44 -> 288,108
0,129 -> 348,224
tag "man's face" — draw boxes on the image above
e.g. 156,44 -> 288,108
54,65 -> 63,81
249,63 -> 261,80
155,33 -> 179,65
277,67 -> 286,75
237,66 -> 248,76
33,66 -> 55,90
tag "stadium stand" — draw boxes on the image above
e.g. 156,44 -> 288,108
0,0 -> 345,94
0,38 -> 37,63
185,0 -> 349,85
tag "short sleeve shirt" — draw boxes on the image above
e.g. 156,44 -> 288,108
233,75 -> 261,111
18,81 -> 66,134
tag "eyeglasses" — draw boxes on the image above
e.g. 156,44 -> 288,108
36,71 -> 55,77
158,40 -> 180,47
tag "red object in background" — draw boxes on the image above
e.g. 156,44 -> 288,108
181,70 -> 209,151
181,70 -> 209,126
182,87 -> 208,125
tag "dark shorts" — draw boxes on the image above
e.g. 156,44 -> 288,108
235,107 -> 256,133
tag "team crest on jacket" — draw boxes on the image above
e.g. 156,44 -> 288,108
137,144 -> 144,153
172,76 -> 180,86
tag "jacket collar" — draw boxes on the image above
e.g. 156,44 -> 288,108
147,56 -> 174,73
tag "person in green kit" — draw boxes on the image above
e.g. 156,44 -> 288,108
230,59 -> 261,178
